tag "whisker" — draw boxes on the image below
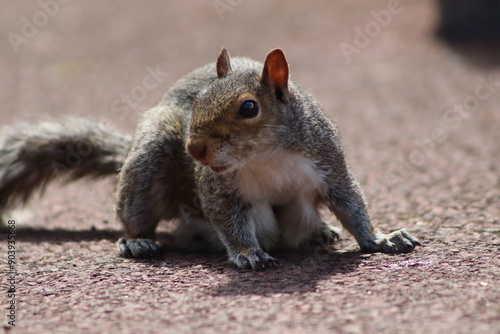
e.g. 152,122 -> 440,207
257,125 -> 287,129
227,137 -> 253,144
223,125 -> 286,145
229,154 -> 262,190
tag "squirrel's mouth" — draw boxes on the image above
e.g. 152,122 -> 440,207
210,164 -> 230,174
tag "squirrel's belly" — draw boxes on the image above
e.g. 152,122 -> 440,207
238,152 -> 327,249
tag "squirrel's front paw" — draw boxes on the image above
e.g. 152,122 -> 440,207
233,248 -> 280,271
117,237 -> 161,258
364,229 -> 421,253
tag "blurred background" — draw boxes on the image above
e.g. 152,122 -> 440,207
0,3 -> 499,332
0,1 -> 498,233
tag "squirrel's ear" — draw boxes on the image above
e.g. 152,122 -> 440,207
216,47 -> 232,78
261,49 -> 289,103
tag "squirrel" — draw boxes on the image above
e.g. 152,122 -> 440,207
0,48 -> 420,270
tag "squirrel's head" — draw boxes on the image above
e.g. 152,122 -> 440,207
187,47 -> 290,174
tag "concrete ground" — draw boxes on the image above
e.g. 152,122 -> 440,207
0,1 -> 499,333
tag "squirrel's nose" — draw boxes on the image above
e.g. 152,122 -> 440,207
186,140 -> 208,165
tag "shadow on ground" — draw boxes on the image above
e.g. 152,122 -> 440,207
206,250 -> 365,296
16,226 -> 365,296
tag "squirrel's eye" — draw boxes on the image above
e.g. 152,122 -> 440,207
237,99 -> 259,119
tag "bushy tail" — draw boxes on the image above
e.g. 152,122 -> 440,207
0,118 -> 132,211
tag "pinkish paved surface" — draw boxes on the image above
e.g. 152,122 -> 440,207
0,1 -> 499,333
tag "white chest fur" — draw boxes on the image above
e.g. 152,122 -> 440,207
237,152 -> 326,205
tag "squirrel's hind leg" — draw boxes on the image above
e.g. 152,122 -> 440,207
115,172 -> 164,258
115,117 -> 186,258
115,164 -> 166,259
174,215 -> 224,253
309,222 -> 341,247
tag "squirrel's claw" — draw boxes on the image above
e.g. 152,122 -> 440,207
235,248 -> 280,271
117,237 -> 161,258
363,229 -> 421,254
